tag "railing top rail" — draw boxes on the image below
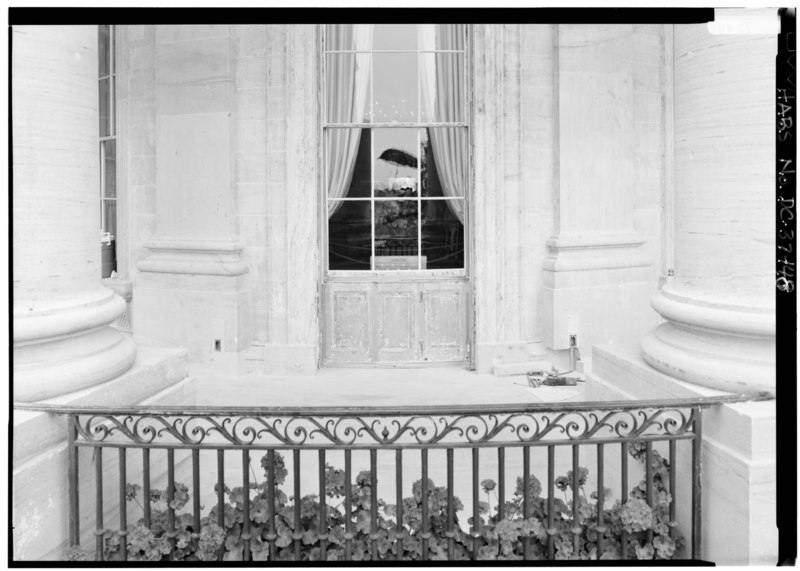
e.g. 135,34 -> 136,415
12,391 -> 773,416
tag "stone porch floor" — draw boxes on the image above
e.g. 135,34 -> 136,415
181,363 -> 622,408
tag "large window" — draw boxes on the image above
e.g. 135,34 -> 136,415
99,25 -> 117,278
324,25 -> 468,271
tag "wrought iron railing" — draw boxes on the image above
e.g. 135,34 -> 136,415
16,392 -> 772,562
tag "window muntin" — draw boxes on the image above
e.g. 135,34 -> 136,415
99,25 -> 117,279
324,24 -> 468,272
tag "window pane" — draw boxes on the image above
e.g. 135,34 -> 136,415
102,139 -> 116,198
374,200 -> 419,269
373,128 -> 417,197
98,25 -> 110,77
328,200 -> 371,271
372,24 -> 417,51
421,200 -> 464,269
421,128 -> 467,198
102,200 -> 117,237
326,53 -> 371,123
99,77 -> 111,137
419,52 -> 464,123
325,24 -> 372,51
373,52 -> 417,124
326,128 -> 371,200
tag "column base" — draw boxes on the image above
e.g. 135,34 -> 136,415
641,286 -> 775,393
13,288 -> 137,402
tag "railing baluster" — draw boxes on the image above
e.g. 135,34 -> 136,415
192,449 -> 201,541
293,449 -> 301,560
216,450 -> 224,528
344,450 -> 352,561
420,449 -> 429,561
471,447 -> 479,560
217,449 -> 225,561
446,448 -> 454,560
67,416 -> 79,548
668,439 -> 677,543
370,449 -> 378,560
497,447 -> 505,521
692,408 -> 703,560
142,449 -> 151,529
242,450 -> 251,561
547,445 -> 555,560
571,445 -> 580,555
95,447 -> 104,561
523,446 -> 530,559
118,448 -> 127,561
167,449 -> 177,559
596,443 -> 605,557
318,450 -> 327,561
645,441 -> 654,545
621,442 -> 629,559
396,449 -> 404,560
266,449 -> 276,561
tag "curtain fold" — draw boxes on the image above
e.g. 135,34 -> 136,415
326,25 -> 373,218
419,25 -> 466,223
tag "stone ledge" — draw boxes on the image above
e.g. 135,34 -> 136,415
13,346 -> 189,466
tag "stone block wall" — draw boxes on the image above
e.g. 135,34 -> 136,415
116,24 -> 666,371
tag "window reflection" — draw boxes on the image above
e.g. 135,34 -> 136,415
328,200 -> 372,270
374,200 -> 420,269
421,200 -> 464,269
373,128 -> 417,197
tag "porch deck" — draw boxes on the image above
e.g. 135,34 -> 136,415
183,363 -> 610,408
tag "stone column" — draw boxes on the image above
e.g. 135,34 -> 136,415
12,26 -> 136,402
133,25 -> 251,359
641,24 -> 776,393
542,25 -> 659,357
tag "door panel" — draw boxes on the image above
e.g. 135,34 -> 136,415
421,284 -> 467,362
326,284 -> 371,363
323,276 -> 468,365
376,284 -> 419,362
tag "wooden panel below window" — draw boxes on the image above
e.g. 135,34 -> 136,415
323,277 -> 468,365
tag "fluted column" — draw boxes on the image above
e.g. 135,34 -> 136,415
12,26 -> 136,402
641,24 -> 776,393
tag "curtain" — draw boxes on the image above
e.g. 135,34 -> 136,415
326,25 -> 373,218
419,25 -> 466,223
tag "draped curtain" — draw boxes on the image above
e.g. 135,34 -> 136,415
326,25 -> 373,218
419,25 -> 466,223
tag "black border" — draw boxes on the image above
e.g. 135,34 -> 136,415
776,7 -> 797,567
8,6 -> 793,568
7,8 -> 715,26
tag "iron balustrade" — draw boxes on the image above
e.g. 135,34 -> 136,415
16,392 -> 773,562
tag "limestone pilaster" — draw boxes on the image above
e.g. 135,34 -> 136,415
12,25 -> 136,402
542,25 -> 659,354
641,23 -> 776,393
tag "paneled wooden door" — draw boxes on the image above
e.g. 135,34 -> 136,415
323,276 -> 469,365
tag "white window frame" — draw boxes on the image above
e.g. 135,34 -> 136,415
99,25 -> 117,273
321,25 -> 470,276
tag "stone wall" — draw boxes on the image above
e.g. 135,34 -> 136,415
116,24 -> 666,371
